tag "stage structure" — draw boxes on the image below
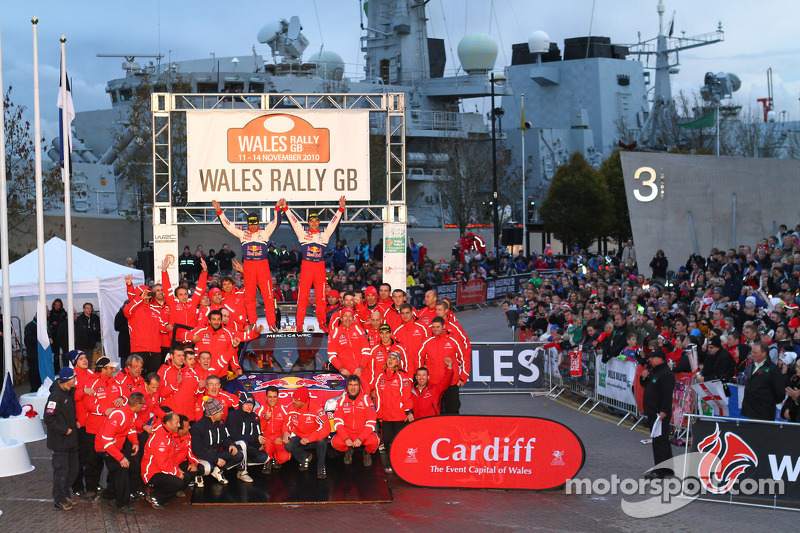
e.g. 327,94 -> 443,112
151,92 -> 407,291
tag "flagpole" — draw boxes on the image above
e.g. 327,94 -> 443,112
520,93 -> 527,258
32,18 -> 50,383
60,36 -> 75,350
0,19 -> 15,402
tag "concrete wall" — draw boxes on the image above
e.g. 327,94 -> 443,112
621,152 -> 800,277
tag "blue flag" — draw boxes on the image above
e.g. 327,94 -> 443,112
36,304 -> 55,386
0,372 -> 22,418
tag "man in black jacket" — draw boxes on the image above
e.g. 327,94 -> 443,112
699,336 -> 735,382
24,316 -> 42,391
44,367 -> 79,510
742,342 -> 785,420
225,392 -> 269,483
75,303 -> 101,355
190,397 -> 243,485
216,244 -> 236,276
640,348 -> 675,479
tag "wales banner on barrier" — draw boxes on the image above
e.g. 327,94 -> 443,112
595,356 -> 637,405
464,343 -> 544,391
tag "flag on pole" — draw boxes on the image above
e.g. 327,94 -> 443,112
520,97 -> 526,135
36,300 -> 54,386
0,372 -> 23,418
56,63 -> 74,183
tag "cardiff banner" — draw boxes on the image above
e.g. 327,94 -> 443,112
390,415 -> 585,490
457,279 -> 486,305
186,110 -> 370,202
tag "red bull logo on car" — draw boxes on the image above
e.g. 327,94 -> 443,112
255,376 -> 332,390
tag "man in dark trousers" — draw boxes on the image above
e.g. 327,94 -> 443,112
742,341 -> 785,420
640,348 -> 675,480
75,303 -> 101,356
44,367 -> 80,510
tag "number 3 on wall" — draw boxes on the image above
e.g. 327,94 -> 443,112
633,166 -> 657,202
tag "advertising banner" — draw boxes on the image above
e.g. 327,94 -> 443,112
693,381 -> 729,417
457,279 -> 486,305
390,415 -> 585,490
464,343 -> 544,391
382,223 -> 408,294
186,110 -> 370,202
153,223 -> 179,285
691,419 -> 800,508
595,355 -> 637,406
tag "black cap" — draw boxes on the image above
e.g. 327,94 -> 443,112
308,213 -> 320,220
379,324 -> 392,333
246,214 -> 259,225
708,336 -> 723,348
648,348 -> 667,360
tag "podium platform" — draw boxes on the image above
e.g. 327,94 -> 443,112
191,451 -> 392,505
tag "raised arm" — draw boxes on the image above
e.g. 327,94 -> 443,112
212,199 -> 246,241
282,203 -> 308,241
261,198 -> 285,238
321,196 -> 346,245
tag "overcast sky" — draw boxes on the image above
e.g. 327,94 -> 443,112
1,0 -> 798,140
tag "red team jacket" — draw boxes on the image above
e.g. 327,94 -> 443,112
86,373 -> 123,434
282,401 -> 330,442
95,404 -> 138,461
374,369 -> 413,422
333,391 -> 377,441
411,367 -> 453,418
327,323 -> 369,374
141,425 -> 180,483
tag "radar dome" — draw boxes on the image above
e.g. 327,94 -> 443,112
257,21 -> 283,44
528,31 -> 550,54
457,33 -> 498,74
309,51 -> 345,80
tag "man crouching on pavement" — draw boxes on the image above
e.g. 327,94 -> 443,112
330,375 -> 379,467
190,397 -> 244,485
283,386 -> 331,479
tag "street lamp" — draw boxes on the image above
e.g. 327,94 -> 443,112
490,71 -> 506,256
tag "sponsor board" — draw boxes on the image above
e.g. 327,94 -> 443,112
186,110 -> 369,202
457,279 -> 486,305
595,355 -> 637,406
463,344 -> 544,391
390,415 -> 585,490
691,419 -> 800,508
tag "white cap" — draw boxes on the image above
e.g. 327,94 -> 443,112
780,351 -> 797,366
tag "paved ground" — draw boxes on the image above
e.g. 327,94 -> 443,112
2,307 -> 796,531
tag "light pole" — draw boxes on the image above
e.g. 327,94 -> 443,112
490,72 -> 506,256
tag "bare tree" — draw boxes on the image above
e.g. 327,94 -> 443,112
433,137 -> 492,236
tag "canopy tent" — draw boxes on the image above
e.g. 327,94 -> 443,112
0,237 -> 144,363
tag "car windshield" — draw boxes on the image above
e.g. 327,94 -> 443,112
239,332 -> 329,373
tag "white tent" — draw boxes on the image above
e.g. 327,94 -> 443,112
0,237 -> 145,363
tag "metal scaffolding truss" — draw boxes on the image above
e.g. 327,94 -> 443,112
151,92 -> 406,226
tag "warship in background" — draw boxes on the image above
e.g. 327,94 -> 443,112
38,0 -> 794,245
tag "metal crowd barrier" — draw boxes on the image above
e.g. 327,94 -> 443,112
541,348 -> 646,430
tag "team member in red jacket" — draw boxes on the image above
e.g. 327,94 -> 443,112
364,311 -> 383,349
282,387 -> 331,479
185,310 -> 242,382
86,357 -> 123,437
283,196 -> 346,332
377,283 -> 392,313
160,257 -> 208,335
158,346 -> 185,412
170,349 -> 205,421
134,372 -> 166,434
95,392 -> 145,514
141,412 -> 183,509
255,386 -> 291,474
327,309 -> 369,377
114,354 -> 144,400
363,325 -> 407,395
418,317 -> 467,415
204,375 -> 239,422
436,301 -> 471,358
220,275 -> 247,330
411,358 -> 454,419
416,290 -> 439,329
394,304 -> 430,376
124,276 -> 173,374
382,289 -> 412,333
331,375 -> 379,467
67,350 -> 99,499
328,291 -> 357,329
213,198 -> 285,330
373,351 -> 413,473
